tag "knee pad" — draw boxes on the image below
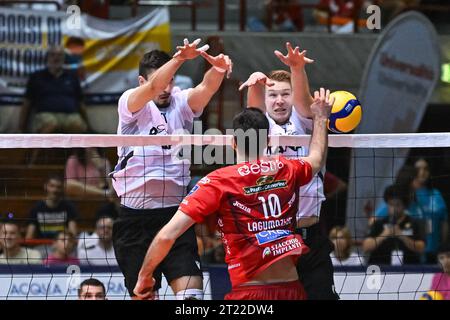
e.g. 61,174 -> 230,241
176,289 -> 204,300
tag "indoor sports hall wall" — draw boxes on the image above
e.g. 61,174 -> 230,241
1,33 -> 449,133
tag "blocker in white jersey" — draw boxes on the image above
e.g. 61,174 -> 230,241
267,107 -> 326,221
111,41 -> 233,298
111,86 -> 199,209
240,43 -> 339,299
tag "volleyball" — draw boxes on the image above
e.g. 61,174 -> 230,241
327,91 -> 362,133
419,290 -> 444,300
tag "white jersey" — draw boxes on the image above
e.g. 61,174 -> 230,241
266,107 -> 325,219
111,86 -> 200,209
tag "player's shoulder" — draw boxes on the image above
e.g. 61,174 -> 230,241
118,88 -> 137,107
120,87 -> 137,98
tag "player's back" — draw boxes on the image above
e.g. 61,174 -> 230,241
180,156 -> 313,287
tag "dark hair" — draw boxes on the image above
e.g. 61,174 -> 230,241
394,165 -> 418,203
65,36 -> 85,48
383,184 -> 410,208
54,230 -> 75,240
0,215 -> 20,227
437,241 -> 450,255
414,157 -> 433,189
73,148 -> 87,167
139,50 -> 171,79
232,108 -> 269,160
78,278 -> 106,297
46,173 -> 63,184
95,214 -> 115,224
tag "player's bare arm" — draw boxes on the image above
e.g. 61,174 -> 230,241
133,210 -> 196,299
302,88 -> 334,175
275,42 -> 314,119
239,72 -> 275,112
127,38 -> 209,113
187,52 -> 233,113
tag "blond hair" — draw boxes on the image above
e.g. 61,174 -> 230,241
329,226 -> 353,259
268,70 -> 291,83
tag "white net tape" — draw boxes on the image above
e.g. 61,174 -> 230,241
1,132 -> 450,148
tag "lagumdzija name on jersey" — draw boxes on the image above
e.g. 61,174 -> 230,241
247,217 -> 293,232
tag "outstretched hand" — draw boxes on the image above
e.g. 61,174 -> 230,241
274,42 -> 314,69
310,88 -> 334,120
239,72 -> 275,91
200,51 -> 233,78
173,38 -> 210,61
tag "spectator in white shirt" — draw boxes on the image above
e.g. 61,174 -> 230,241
78,215 -> 117,266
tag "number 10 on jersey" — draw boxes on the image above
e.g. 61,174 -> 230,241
258,194 -> 282,219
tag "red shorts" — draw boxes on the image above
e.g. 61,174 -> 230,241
225,280 -> 307,300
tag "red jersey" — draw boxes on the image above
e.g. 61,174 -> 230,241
179,156 -> 312,287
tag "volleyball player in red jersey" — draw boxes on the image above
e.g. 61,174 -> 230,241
133,88 -> 333,300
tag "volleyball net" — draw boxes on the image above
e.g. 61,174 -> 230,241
0,133 -> 448,300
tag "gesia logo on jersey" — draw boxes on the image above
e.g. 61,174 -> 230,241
237,159 -> 284,176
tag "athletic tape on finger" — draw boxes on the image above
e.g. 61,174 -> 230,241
198,44 -> 209,52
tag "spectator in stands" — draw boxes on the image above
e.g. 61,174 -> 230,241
19,46 -> 90,134
412,158 -> 448,263
78,278 -> 107,300
26,174 -> 78,240
314,0 -> 371,32
65,148 -> 114,200
428,242 -> 450,300
78,215 -> 118,266
363,184 -> 425,265
370,160 -> 448,263
329,226 -> 364,266
44,231 -> 79,266
367,165 -> 421,226
0,218 -> 42,265
64,36 -> 86,82
266,0 -> 304,31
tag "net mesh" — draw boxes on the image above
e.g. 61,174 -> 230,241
0,133 -> 448,300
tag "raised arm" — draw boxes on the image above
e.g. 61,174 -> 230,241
239,72 -> 275,112
127,38 -> 209,113
187,52 -> 233,113
133,210 -> 196,299
302,88 -> 333,176
275,42 -> 314,119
